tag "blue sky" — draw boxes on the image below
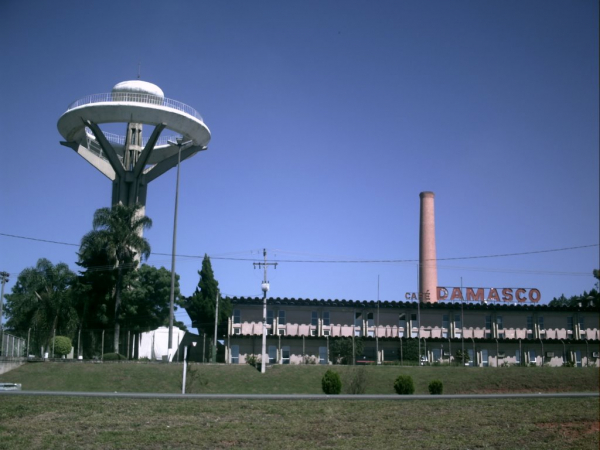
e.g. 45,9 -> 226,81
1,0 -> 598,330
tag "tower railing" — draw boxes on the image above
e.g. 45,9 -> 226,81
86,129 -> 181,148
66,93 -> 203,121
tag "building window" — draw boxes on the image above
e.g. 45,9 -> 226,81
278,310 -> 286,325
481,349 -> 489,367
496,316 -> 504,337
234,328 -> 241,335
467,349 -> 474,367
526,316 -> 533,339
231,345 -> 239,364
411,313 -> 418,338
267,310 -> 274,326
367,312 -> 374,327
310,329 -> 317,336
319,346 -> 328,365
485,316 -> 492,338
233,309 -> 241,324
323,311 -> 330,326
323,329 -> 330,336
355,312 -> 362,327
432,348 -> 442,362
578,317 -> 585,338
311,311 -> 318,326
442,315 -> 449,338
368,330 -> 374,337
454,314 -> 462,338
355,312 -> 362,336
529,349 -> 536,365
515,349 -> 521,366
537,316 -> 544,335
567,316 -> 574,334
399,313 -> 406,338
575,350 -> 582,367
281,346 -> 290,364
278,329 -> 285,336
268,345 -> 277,364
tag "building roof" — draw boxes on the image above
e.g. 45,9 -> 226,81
226,296 -> 599,313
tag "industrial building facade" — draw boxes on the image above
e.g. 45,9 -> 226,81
224,297 -> 600,367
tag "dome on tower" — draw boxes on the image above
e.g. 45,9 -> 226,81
112,80 -> 164,99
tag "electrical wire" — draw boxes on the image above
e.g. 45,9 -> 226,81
1,232 -> 597,274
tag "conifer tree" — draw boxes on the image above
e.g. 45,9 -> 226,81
187,255 -> 231,340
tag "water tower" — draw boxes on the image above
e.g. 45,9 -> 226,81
57,79 -> 211,215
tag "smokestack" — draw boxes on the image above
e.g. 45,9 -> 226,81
419,191 -> 438,303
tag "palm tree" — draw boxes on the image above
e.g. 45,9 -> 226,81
78,203 -> 152,354
4,258 -> 78,354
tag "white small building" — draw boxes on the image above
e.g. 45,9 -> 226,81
138,326 -> 186,362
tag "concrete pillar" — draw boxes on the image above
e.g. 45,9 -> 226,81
419,191 -> 438,303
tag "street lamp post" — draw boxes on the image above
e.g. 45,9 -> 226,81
182,341 -> 197,394
0,271 -> 9,357
167,138 -> 193,360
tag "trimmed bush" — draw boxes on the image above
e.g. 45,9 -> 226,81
103,352 -> 127,361
321,369 -> 342,395
428,379 -> 444,395
393,374 -> 415,395
246,354 -> 259,367
346,367 -> 368,395
51,336 -> 72,357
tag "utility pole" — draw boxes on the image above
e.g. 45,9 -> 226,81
0,271 -> 9,357
212,291 -> 219,363
376,275 -> 380,365
417,264 -> 421,366
253,249 -> 277,374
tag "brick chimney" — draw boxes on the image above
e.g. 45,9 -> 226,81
419,191 -> 438,303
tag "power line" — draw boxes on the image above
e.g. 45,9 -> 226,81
1,231 -> 597,269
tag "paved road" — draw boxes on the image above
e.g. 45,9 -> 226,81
1,391 -> 597,400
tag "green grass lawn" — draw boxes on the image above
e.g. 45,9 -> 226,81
1,362 -> 598,394
0,396 -> 598,449
1,363 -> 598,449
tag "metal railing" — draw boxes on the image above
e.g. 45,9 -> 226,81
66,92 -> 203,122
0,333 -> 26,358
85,128 -> 181,148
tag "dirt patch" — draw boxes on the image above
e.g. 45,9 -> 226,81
536,421 -> 599,438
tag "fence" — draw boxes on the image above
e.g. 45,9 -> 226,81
1,327 -> 215,363
0,332 -> 27,358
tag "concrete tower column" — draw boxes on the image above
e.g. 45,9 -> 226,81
419,191 -> 438,303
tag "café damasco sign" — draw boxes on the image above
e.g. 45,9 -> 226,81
405,287 -> 541,303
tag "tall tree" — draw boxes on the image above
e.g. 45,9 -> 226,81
549,269 -> 600,308
78,203 -> 152,354
186,255 -> 231,340
121,264 -> 187,333
329,337 -> 364,365
4,258 -> 78,353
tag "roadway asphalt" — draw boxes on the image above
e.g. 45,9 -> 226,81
1,391 -> 597,400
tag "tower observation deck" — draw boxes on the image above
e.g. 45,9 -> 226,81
57,80 -> 211,213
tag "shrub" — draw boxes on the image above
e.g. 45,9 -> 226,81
246,354 -> 259,367
428,379 -> 443,395
455,349 -> 470,366
321,369 -> 342,394
394,374 -> 415,395
345,367 -> 368,394
302,355 -> 317,364
51,336 -> 72,357
103,352 -> 127,361
183,364 -> 208,393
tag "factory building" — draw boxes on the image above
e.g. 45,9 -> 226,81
223,297 -> 599,367
206,191 -> 599,367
